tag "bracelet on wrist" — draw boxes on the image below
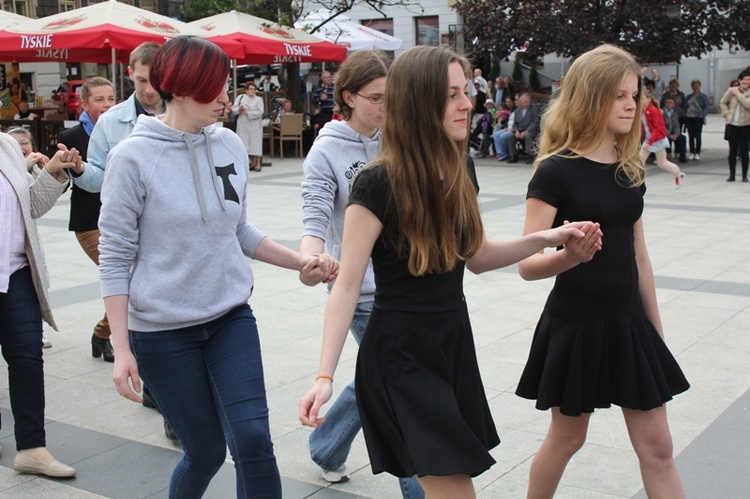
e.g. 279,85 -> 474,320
316,374 -> 333,383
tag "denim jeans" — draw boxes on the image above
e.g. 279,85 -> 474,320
0,266 -> 46,450
130,304 -> 281,499
493,129 -> 513,158
308,301 -> 424,499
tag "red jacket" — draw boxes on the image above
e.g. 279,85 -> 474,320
643,103 -> 667,146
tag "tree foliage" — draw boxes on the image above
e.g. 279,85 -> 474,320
456,0 -> 750,63
183,0 -> 278,23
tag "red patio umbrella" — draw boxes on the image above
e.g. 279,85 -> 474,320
189,10 -> 347,65
0,0 -> 244,64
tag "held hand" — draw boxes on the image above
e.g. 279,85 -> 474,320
25,152 -> 46,171
112,351 -> 143,404
45,147 -> 82,174
299,254 -> 340,286
316,253 -> 339,284
562,220 -> 603,263
298,380 -> 333,428
542,221 -> 601,248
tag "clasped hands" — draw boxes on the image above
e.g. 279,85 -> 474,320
299,253 -> 339,286
45,144 -> 85,178
558,220 -> 603,263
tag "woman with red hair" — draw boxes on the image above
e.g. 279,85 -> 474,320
98,36 -> 337,498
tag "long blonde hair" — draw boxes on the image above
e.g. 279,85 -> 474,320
376,45 -> 484,276
536,44 -> 644,186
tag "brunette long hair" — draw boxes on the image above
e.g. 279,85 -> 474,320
378,45 -> 484,276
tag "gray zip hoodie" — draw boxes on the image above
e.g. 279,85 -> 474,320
301,120 -> 377,302
99,115 -> 266,332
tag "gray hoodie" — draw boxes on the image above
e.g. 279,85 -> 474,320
99,115 -> 266,332
301,120 -> 377,302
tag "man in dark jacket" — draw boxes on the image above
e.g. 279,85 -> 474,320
507,93 -> 540,164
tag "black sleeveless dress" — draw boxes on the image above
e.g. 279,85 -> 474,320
516,155 -> 690,416
349,165 -> 499,478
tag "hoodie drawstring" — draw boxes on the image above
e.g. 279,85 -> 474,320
183,131 -> 227,223
203,129 -> 227,214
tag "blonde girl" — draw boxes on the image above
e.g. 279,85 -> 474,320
518,44 -> 689,499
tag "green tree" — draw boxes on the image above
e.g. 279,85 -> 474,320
489,57 -> 500,81
512,57 -> 523,88
456,0 -> 750,63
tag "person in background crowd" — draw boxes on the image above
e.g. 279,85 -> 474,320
69,41 -> 177,439
684,79 -> 710,161
299,44 -> 592,499
258,74 -> 277,93
7,127 -> 48,175
99,36 -> 336,498
13,101 -> 38,120
1,131 -> 84,478
660,79 -> 686,132
58,77 -> 116,362
651,68 -> 667,101
274,98 -> 295,122
640,90 -> 685,189
517,44 -> 688,499
662,95 -> 688,163
719,69 -> 750,182
314,71 -> 335,128
233,81 -> 264,172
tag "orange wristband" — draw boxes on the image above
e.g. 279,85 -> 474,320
316,374 -> 334,383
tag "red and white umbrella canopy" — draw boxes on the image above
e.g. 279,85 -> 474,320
190,10 -> 347,64
0,0 -> 243,63
296,11 -> 402,52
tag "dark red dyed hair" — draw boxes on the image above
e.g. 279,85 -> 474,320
149,36 -> 229,103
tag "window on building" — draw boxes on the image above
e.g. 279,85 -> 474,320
139,0 -> 154,11
415,16 -> 439,46
8,0 -> 30,16
361,18 -> 394,36
59,0 -> 76,12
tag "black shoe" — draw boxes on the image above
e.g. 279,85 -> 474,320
743,177 -> 749,183
526,156 -> 535,164
164,419 -> 178,440
727,177 -> 736,182
679,157 -> 688,163
507,156 -> 519,164
91,334 -> 115,363
142,386 -> 160,412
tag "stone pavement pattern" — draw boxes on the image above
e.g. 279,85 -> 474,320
1,115 -> 749,498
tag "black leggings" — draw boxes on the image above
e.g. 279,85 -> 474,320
726,124 -> 750,179
684,117 -> 704,154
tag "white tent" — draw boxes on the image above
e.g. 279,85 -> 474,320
296,11 -> 402,52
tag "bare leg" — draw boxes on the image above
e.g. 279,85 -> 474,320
418,474 -> 475,499
527,409 -> 591,499
654,149 -> 681,178
622,406 -> 685,499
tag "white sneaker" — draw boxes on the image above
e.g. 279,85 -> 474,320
688,153 -> 695,160
321,464 -> 350,483
694,153 -> 700,160
42,336 -> 52,348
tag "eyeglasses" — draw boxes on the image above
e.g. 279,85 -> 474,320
354,93 -> 385,105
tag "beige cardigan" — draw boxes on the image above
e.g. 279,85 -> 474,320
720,87 -> 750,127
0,134 -> 69,330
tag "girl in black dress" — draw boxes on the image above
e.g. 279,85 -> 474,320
299,45 -> 598,498
517,44 -> 689,498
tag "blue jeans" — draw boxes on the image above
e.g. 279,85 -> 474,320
130,304 -> 280,499
308,301 -> 424,499
0,266 -> 46,450
493,129 -> 513,158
